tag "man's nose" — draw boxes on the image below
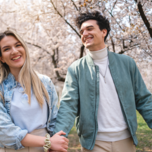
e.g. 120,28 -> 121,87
83,30 -> 88,36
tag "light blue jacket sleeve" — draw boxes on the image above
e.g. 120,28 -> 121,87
48,79 -> 59,136
0,98 -> 28,150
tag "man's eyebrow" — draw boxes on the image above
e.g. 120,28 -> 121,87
80,25 -> 94,33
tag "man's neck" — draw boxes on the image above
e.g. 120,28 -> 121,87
88,46 -> 107,60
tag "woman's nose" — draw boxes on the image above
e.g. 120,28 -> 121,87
11,47 -> 18,54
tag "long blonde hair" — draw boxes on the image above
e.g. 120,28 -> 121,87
0,30 -> 49,107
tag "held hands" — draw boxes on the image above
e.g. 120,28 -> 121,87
49,131 -> 69,152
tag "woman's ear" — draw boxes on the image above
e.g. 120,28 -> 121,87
0,57 -> 5,63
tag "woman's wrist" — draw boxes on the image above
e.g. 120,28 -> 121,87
21,134 -> 46,147
43,133 -> 51,152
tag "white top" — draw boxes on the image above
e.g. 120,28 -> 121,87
89,47 -> 131,141
10,83 -> 48,133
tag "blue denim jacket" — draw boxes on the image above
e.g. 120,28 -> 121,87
0,73 -> 58,150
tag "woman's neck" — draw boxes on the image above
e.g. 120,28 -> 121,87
10,69 -> 20,82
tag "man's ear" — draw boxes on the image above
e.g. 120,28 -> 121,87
0,57 -> 5,63
102,29 -> 107,37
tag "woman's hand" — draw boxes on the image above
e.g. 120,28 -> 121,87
50,131 -> 69,152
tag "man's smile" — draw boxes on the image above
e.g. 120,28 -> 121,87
84,35 -> 93,43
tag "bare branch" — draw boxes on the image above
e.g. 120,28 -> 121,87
26,42 -> 65,82
110,37 -> 116,52
71,0 -> 79,11
134,0 -> 152,38
50,0 -> 81,38
79,45 -> 85,58
111,0 -> 117,14
51,49 -> 65,82
105,8 -> 124,31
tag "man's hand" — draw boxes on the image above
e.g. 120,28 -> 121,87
50,131 -> 69,152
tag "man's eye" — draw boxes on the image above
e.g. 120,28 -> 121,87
88,28 -> 92,31
80,31 -> 83,35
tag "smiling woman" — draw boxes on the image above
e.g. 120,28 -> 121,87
0,35 -> 26,80
0,30 -> 69,152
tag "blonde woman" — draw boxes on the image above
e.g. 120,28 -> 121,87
0,30 -> 68,152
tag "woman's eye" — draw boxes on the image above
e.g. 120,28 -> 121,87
16,45 -> 21,47
4,48 -> 9,51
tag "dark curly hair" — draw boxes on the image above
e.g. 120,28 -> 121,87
75,11 -> 111,41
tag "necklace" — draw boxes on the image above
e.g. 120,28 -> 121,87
100,59 -> 108,83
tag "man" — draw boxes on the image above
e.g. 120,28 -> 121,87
54,11 -> 152,152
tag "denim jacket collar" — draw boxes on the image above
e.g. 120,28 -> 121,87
3,73 -> 17,91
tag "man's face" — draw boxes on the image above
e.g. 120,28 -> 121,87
80,20 -> 107,51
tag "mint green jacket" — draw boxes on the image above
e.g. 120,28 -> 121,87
54,51 -> 152,150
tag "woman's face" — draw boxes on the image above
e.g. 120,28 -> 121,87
0,35 -> 26,73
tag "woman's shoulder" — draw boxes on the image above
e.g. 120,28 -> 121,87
0,73 -> 16,92
37,73 -> 50,81
37,73 -> 53,87
0,84 -> 2,91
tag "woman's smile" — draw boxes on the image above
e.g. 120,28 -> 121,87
0,35 -> 26,74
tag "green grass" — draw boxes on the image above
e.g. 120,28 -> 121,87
68,126 -> 81,152
68,112 -> 152,152
136,111 -> 152,152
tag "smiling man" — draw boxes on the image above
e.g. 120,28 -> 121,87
54,11 -> 152,152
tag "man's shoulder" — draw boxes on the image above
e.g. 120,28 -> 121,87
110,51 -> 133,60
110,51 -> 135,64
69,55 -> 88,68
110,52 -> 137,72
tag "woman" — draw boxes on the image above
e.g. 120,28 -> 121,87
0,30 -> 68,152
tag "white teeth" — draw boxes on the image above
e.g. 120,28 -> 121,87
12,56 -> 21,60
84,36 -> 93,42
85,37 -> 92,42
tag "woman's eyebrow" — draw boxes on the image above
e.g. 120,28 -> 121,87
2,45 -> 9,50
2,41 -> 21,50
15,41 -> 21,45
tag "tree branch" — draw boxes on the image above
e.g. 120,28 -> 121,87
50,0 -> 81,38
26,42 -> 50,54
111,0 -> 117,14
110,37 -> 116,52
70,0 -> 79,11
79,45 -> 85,58
134,0 -> 152,38
51,49 -> 65,81
26,42 -> 65,82
105,8 -> 124,31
